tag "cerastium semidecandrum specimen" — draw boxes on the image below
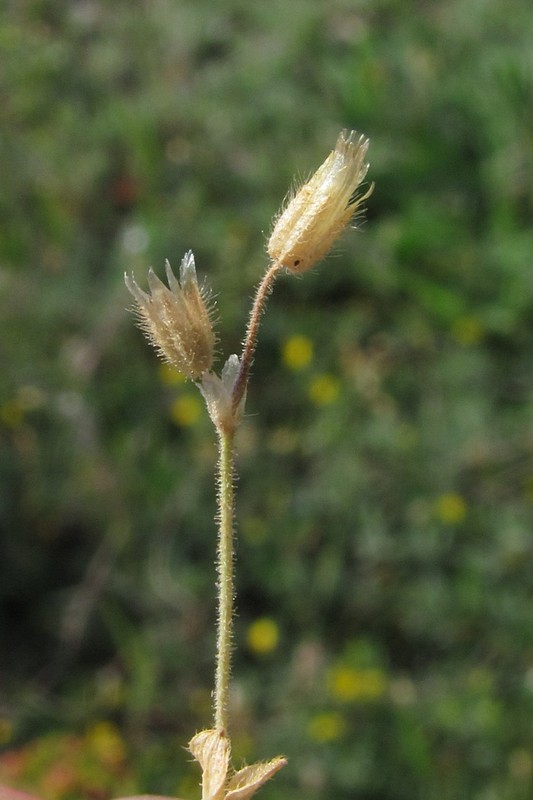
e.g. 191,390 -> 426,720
125,130 -> 372,800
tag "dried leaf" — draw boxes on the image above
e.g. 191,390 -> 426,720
225,757 -> 287,800
189,729 -> 230,800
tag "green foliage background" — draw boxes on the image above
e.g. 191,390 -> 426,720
1,1 -> 533,798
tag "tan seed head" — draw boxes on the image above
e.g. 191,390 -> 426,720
267,129 -> 373,273
125,251 -> 216,380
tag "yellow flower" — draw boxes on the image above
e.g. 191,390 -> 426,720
328,666 -> 387,702
308,374 -> 340,406
281,334 -> 313,370
451,315 -> 484,346
268,129 -> 373,274
435,492 -> 467,524
171,394 -> 202,426
246,617 -> 280,656
159,363 -> 186,385
307,712 -> 347,743
86,721 -> 126,768
125,251 -> 216,380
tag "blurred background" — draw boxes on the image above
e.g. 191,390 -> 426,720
1,1 -> 533,798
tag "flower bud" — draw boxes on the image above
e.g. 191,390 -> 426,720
267,129 -> 372,273
125,251 -> 216,380
199,354 -> 246,434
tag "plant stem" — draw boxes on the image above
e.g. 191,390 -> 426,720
232,260 -> 282,412
214,425 -> 235,734
213,261 -> 282,734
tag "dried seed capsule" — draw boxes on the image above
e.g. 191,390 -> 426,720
125,251 -> 216,380
268,130 -> 373,273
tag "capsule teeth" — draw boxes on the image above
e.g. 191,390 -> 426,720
124,272 -> 149,305
124,252 -> 216,380
180,249 -> 197,287
165,259 -> 180,293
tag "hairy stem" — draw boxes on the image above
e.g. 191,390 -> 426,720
232,260 -> 282,412
214,425 -> 236,733
213,261 -> 282,734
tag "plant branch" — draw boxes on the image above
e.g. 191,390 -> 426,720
232,260 -> 282,412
